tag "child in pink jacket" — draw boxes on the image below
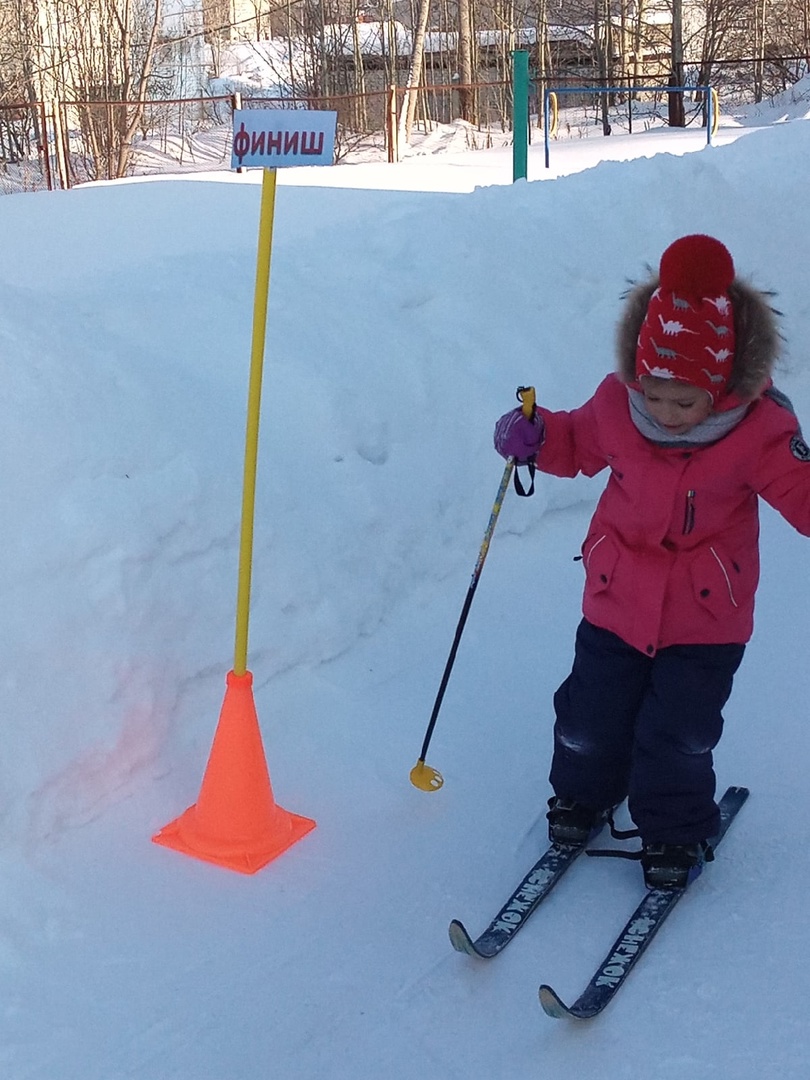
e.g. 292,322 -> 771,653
494,234 -> 809,888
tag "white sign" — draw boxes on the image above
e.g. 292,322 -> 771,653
231,109 -> 337,169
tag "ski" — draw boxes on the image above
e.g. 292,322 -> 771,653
449,840 -> 587,958
538,784 -> 749,1020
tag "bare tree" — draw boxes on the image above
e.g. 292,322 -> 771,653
695,0 -> 741,90
0,0 -> 34,105
630,0 -> 649,85
668,0 -> 686,123
752,0 -> 767,99
113,0 -> 164,174
457,0 -> 475,120
401,0 -> 432,141
20,0 -> 164,178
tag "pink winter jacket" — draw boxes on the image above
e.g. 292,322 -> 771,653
536,374 -> 810,656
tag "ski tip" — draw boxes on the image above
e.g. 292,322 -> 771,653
539,984 -> 600,1020
538,984 -> 571,1019
448,920 -> 476,955
722,784 -> 750,801
448,920 -> 499,958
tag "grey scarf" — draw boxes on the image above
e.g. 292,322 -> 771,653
627,388 -> 749,447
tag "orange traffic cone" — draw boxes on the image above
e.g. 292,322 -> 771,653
153,669 -> 315,874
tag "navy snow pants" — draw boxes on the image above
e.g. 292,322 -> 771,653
549,619 -> 745,845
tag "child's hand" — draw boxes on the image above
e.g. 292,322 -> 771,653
493,407 -> 545,462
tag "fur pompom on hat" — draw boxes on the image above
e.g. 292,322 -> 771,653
616,235 -> 780,406
635,235 -> 736,403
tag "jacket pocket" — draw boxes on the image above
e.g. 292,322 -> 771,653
689,544 -> 746,619
582,533 -> 619,594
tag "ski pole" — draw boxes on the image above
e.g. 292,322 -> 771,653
410,386 -> 537,792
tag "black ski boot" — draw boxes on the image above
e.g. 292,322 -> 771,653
640,841 -> 714,889
546,797 -> 611,846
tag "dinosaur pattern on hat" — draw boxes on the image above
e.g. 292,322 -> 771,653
634,236 -> 737,403
616,239 -> 780,407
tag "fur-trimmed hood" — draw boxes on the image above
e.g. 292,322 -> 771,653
615,274 -> 781,404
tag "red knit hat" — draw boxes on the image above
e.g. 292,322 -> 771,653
635,235 -> 736,404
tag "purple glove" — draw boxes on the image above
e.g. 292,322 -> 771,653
493,407 -> 545,462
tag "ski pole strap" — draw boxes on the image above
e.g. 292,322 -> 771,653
512,460 -> 536,497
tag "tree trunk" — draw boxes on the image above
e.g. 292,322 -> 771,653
352,19 -> 368,129
753,0 -> 767,102
116,0 -> 163,177
400,0 -> 431,143
632,0 -> 647,87
457,0 -> 474,122
594,0 -> 610,134
669,0 -> 685,126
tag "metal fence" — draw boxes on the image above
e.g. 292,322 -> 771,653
1,83 -> 513,194
0,101 -> 53,194
1,60 -> 807,195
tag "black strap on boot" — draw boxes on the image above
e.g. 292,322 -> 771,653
585,812 -> 643,860
586,847 -> 644,861
606,813 -> 641,841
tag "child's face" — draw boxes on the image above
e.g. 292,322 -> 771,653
639,377 -> 714,435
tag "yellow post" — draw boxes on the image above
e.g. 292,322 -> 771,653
710,88 -> 720,137
234,167 -> 278,677
548,92 -> 559,137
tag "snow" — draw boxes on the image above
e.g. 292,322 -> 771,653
2,110 -> 810,1078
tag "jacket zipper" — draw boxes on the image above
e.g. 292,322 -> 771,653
586,534 -> 606,570
682,490 -> 696,535
710,546 -> 739,607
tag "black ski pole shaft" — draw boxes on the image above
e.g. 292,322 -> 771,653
410,386 -> 536,792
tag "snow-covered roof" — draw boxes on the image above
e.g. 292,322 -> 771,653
319,22 -> 593,56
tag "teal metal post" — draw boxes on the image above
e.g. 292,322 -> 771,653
512,50 -> 529,182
